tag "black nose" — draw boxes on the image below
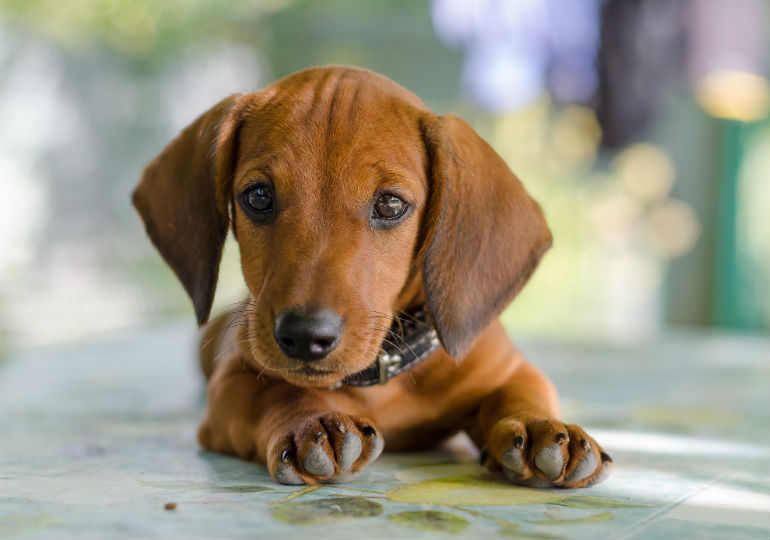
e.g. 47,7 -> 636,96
273,308 -> 343,360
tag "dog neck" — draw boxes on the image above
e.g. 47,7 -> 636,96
333,305 -> 439,388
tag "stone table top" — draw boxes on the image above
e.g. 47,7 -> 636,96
1,324 -> 768,539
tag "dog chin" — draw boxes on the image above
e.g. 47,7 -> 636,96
280,368 -> 344,388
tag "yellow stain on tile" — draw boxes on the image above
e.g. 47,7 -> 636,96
394,462 -> 484,482
532,511 -> 613,525
387,476 -> 565,506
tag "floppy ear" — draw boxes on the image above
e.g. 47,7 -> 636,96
132,94 -> 244,325
421,114 -> 552,358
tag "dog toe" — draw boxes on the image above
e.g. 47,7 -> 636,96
356,422 -> 384,464
563,430 -> 598,484
534,442 -> 565,481
586,455 -> 613,487
302,444 -> 335,476
269,445 -> 307,485
320,413 -> 379,471
274,462 -> 305,485
338,431 -> 363,471
500,446 -> 526,474
564,450 -> 597,483
561,424 -> 610,488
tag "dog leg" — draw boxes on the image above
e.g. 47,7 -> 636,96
197,357 -> 383,485
476,361 -> 612,489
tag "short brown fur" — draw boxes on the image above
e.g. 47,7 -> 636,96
134,66 -> 612,487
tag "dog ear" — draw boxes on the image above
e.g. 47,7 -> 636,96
420,114 -> 552,358
133,94 -> 244,325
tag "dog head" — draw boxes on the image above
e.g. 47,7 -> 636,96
133,66 -> 551,387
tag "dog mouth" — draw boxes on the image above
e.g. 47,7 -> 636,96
278,363 -> 355,388
289,365 -> 337,377
247,334 -> 382,387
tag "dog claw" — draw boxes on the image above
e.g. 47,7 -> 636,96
513,434 -> 525,448
303,444 -> 335,476
500,447 -> 526,474
338,431 -> 362,471
565,451 -> 597,483
275,463 -> 304,485
534,443 -> 564,480
586,459 -> 613,487
364,431 -> 384,463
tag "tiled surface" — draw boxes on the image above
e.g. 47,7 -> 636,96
1,325 -> 768,539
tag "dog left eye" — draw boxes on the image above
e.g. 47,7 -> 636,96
373,194 -> 407,220
241,185 -> 273,214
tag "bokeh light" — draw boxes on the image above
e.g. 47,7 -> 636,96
0,0 -> 767,347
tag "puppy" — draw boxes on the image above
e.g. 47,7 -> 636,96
133,66 -> 612,487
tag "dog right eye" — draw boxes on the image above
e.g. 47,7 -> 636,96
240,184 -> 274,218
373,194 -> 407,220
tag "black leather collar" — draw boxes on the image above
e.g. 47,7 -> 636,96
335,306 -> 440,387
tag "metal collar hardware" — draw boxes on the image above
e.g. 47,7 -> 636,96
334,306 -> 440,388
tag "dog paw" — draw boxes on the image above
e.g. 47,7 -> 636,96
482,417 -> 612,488
267,412 -> 384,485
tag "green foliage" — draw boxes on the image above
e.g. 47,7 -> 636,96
0,0 -> 277,59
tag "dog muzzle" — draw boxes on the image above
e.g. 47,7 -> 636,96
334,306 -> 440,388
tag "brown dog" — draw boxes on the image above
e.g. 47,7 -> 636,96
133,66 -> 612,488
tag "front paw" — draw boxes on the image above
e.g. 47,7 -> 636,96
482,417 -> 612,488
267,412 -> 384,485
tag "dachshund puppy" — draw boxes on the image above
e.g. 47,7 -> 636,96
133,66 -> 612,487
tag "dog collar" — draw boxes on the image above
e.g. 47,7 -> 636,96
335,306 -> 440,387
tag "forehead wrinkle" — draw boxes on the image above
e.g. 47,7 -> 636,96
241,69 -> 428,223
258,69 -> 422,164
370,162 -> 420,193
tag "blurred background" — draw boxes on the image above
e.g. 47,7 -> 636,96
0,0 -> 767,351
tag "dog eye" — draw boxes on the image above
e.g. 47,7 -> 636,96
241,185 -> 273,214
373,194 -> 407,220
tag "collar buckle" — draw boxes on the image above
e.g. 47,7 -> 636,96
335,305 -> 439,388
377,352 -> 403,385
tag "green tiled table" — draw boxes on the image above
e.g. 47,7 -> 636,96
2,325 -> 768,539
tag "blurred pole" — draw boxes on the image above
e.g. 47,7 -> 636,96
712,120 -> 768,331
713,121 -> 742,329
665,0 -> 769,332
688,0 -> 769,331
